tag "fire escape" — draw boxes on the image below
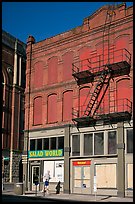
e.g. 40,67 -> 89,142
72,5 -> 132,128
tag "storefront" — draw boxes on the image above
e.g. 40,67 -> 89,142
28,149 -> 64,191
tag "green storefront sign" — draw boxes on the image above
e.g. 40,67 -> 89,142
28,149 -> 63,158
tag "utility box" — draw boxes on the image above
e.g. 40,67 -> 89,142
14,183 -> 23,195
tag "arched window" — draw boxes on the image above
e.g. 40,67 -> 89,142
79,47 -> 91,71
33,96 -> 42,125
47,94 -> 57,123
62,90 -> 73,121
34,62 -> 44,88
79,86 -> 90,117
116,78 -> 131,112
48,57 -> 58,84
62,52 -> 73,81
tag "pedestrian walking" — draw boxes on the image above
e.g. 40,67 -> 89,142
42,170 -> 51,194
55,181 -> 61,194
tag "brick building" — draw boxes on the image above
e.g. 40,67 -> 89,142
2,30 -> 26,183
23,3 -> 133,197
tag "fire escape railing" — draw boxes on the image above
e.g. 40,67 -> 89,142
72,48 -> 132,126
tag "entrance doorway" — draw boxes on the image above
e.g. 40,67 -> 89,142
32,166 -> 40,191
73,161 -> 91,194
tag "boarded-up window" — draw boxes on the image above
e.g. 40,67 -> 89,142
47,94 -> 57,123
34,62 -> 44,88
79,87 -> 90,117
114,35 -> 129,63
115,35 -> 129,50
48,57 -> 58,84
116,79 -> 131,112
63,52 -> 73,81
63,90 -> 73,121
127,164 -> 133,189
96,164 -> 116,188
33,96 -> 42,125
79,47 -> 91,71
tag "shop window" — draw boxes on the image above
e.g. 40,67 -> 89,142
127,129 -> 133,153
50,137 -> 56,150
108,131 -> 116,154
58,137 -> 64,149
84,134 -> 93,155
94,132 -> 104,155
30,139 -> 36,150
72,135 -> 80,156
43,138 -> 49,150
37,139 -> 42,150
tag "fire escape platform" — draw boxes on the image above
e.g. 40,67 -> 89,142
107,61 -> 131,77
72,70 -> 94,85
73,111 -> 132,128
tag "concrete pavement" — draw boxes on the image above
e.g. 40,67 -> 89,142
2,188 -> 133,202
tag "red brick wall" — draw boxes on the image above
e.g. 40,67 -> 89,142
25,4 -> 133,131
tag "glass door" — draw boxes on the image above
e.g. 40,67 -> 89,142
32,166 -> 40,191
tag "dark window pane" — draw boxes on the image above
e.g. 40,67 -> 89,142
72,135 -> 80,156
30,140 -> 35,150
127,129 -> 133,153
50,137 -> 56,149
108,131 -> 116,154
84,134 -> 93,155
37,139 -> 42,150
43,138 -> 49,150
58,137 -> 64,149
94,132 -> 104,155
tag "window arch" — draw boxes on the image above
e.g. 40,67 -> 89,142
33,96 -> 42,125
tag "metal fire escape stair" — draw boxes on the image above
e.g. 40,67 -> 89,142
72,4 -> 132,128
83,69 -> 111,117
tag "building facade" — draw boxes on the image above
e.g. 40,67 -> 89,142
2,30 -> 26,183
23,3 -> 133,197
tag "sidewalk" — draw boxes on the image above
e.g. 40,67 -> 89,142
3,189 -> 133,202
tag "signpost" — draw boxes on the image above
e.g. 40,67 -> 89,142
94,162 -> 97,201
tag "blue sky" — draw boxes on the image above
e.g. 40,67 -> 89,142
2,2 -> 133,44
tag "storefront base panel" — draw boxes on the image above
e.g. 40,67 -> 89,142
125,190 -> 133,197
73,187 -> 91,194
94,189 -> 117,196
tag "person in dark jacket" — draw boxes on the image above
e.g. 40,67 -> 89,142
56,181 -> 61,194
